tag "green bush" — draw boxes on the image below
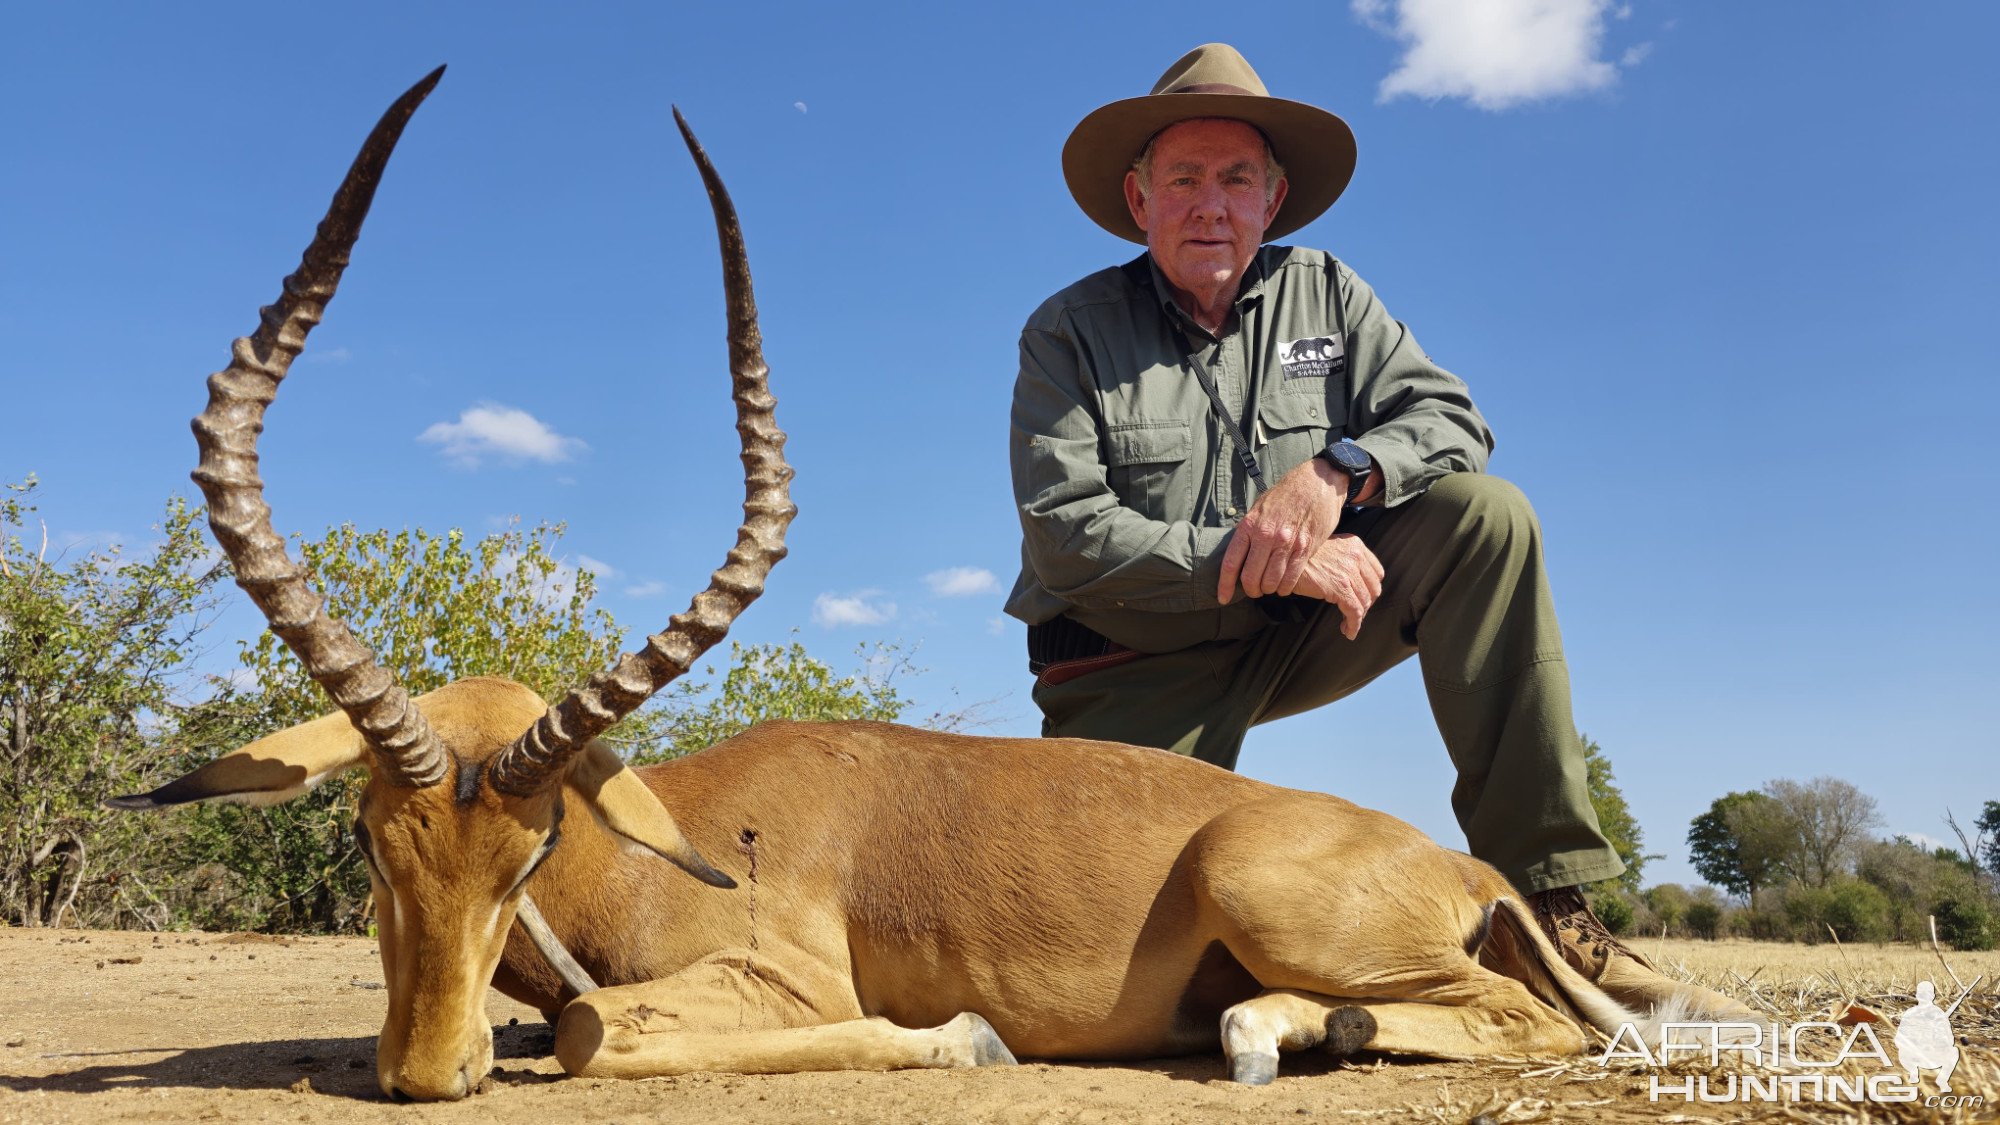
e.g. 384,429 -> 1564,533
1684,901 -> 1722,940
1933,896 -> 1998,951
1778,886 -> 1829,942
1590,891 -> 1635,936
1643,884 -> 1691,933
1823,880 -> 1890,943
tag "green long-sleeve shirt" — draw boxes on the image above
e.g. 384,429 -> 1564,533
1006,246 -> 1494,653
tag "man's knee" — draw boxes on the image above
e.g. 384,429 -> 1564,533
1423,473 -> 1540,546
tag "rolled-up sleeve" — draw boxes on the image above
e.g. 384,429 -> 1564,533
1337,265 -> 1495,507
1011,325 -> 1230,613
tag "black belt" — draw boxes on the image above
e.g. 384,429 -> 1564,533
1026,596 -> 1320,676
1026,615 -> 1118,675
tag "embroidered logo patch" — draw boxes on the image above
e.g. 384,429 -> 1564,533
1280,335 -> 1345,379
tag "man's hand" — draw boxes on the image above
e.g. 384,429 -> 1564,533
1295,534 -> 1385,640
1217,458 -> 1345,603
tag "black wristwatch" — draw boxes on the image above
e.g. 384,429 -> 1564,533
1318,439 -> 1372,505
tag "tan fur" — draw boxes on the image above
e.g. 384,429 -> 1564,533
137,682 -> 1698,1097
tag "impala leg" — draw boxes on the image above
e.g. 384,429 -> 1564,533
552,949 -> 1016,1079
1221,978 -> 1587,1084
559,1009 -> 1015,1079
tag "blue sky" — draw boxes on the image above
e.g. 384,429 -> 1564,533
4,2 -> 1994,887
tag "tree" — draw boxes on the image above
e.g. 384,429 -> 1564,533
1683,899 -> 1723,940
1857,836 -> 1947,942
1763,777 -> 1880,888
171,522 -> 959,933
233,521 -> 627,726
637,638 -> 925,765
1580,732 -> 1656,894
1643,883 -> 1692,934
1,478 -> 223,927
172,521 -> 635,932
1688,790 -> 1793,897
1975,800 -> 2000,878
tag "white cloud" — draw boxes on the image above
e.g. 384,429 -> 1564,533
623,580 -> 667,598
302,346 -> 352,365
813,590 -> 896,628
1621,42 -> 1653,67
924,566 -> 1000,598
576,554 -> 616,577
1353,0 -> 1623,111
419,403 -> 585,467
1899,832 -> 1953,853
986,616 -> 1010,636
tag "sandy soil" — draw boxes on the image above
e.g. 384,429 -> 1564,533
0,928 -> 1992,1124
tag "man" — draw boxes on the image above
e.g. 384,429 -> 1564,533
1006,43 -> 1681,1011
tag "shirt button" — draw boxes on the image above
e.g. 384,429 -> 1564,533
1308,406 -> 1318,417
1225,505 -> 1238,517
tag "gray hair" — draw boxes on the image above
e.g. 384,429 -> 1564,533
1131,120 -> 1286,204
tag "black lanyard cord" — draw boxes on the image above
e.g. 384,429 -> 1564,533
1168,322 -> 1265,491
1163,263 -> 1350,497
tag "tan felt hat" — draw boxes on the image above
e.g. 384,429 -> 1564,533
1063,43 -> 1357,244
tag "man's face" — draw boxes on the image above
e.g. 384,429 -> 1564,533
1123,118 -> 1288,307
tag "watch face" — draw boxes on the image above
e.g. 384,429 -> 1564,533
1328,442 -> 1369,472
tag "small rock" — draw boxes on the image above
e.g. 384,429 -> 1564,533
289,1076 -> 314,1095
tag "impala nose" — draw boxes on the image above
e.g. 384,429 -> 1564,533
382,1064 -> 472,1102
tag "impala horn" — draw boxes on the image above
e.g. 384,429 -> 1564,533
189,68 -> 450,787
487,109 -> 795,797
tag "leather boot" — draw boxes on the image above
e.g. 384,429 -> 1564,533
1529,886 -> 1755,1020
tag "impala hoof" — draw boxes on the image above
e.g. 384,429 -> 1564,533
1229,1051 -> 1279,1085
1324,1006 -> 1376,1057
959,1013 -> 1018,1067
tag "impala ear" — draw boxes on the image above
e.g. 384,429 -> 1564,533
105,709 -> 372,810
569,742 -> 736,889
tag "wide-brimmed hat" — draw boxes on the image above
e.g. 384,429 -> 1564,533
1063,43 -> 1356,244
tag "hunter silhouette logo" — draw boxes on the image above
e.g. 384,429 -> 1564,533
1598,971 -> 1984,1109
1893,980 -> 1962,1092
1279,335 -> 1345,379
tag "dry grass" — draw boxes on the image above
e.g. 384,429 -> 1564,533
1455,936 -> 2000,1124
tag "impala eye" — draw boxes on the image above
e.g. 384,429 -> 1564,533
351,820 -> 378,871
515,827 -> 561,890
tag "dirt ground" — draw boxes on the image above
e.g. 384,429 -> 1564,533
0,928 -> 1992,1124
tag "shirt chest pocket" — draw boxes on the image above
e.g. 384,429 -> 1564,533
1103,420 -> 1193,521
1255,387 -> 1342,484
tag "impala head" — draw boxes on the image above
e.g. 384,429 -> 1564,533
108,68 -> 791,1102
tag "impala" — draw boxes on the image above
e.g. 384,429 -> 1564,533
114,69 -> 1744,1102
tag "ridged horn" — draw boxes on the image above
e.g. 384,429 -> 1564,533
487,109 -> 794,797
189,67 -> 451,789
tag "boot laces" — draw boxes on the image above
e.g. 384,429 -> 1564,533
1532,886 -> 1641,962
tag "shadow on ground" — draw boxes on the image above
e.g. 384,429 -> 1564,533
0,1021 -> 556,1101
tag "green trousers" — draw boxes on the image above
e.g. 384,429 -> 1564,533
1033,473 -> 1624,895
